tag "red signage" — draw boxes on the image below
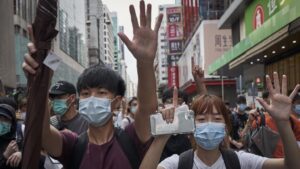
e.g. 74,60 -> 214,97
168,66 -> 179,88
167,24 -> 183,39
253,4 -> 264,30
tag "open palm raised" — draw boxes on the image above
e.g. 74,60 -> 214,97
118,0 -> 163,63
257,72 -> 296,121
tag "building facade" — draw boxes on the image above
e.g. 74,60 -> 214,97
210,0 -> 300,94
86,0 -> 105,66
110,12 -> 121,72
102,5 -> 114,69
155,4 -> 182,92
11,0 -> 87,88
0,0 -> 16,90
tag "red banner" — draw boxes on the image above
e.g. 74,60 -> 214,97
168,66 -> 179,88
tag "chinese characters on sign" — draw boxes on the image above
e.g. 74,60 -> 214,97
166,6 -> 183,85
167,13 -> 181,23
166,7 -> 183,55
167,55 -> 181,65
169,40 -> 183,54
167,24 -> 183,39
168,66 -> 179,88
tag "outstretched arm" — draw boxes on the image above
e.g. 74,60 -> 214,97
139,136 -> 170,169
118,0 -> 163,143
22,26 -> 63,157
191,57 -> 207,96
258,73 -> 300,169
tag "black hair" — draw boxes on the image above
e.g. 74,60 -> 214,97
162,87 -> 188,104
262,91 -> 269,99
128,97 -> 137,106
77,65 -> 126,96
237,95 -> 246,104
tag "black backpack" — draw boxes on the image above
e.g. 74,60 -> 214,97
178,149 -> 241,169
69,127 -> 141,169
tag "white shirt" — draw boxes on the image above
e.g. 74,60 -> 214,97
121,115 -> 134,129
159,151 -> 268,169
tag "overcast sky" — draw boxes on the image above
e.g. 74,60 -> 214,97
102,0 -> 175,84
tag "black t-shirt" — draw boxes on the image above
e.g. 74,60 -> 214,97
230,112 -> 249,141
160,134 -> 191,161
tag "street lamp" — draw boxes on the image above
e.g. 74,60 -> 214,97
86,14 -> 111,66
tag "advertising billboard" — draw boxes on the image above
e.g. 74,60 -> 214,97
168,66 -> 179,87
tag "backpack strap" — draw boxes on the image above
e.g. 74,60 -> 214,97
115,127 -> 140,169
220,149 -> 241,169
178,149 -> 194,169
70,132 -> 88,169
125,116 -> 131,124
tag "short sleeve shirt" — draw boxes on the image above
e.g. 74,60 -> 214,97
56,123 -> 152,169
50,113 -> 89,135
158,151 -> 268,169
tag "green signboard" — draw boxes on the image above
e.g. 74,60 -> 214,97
208,0 -> 300,75
245,0 -> 292,35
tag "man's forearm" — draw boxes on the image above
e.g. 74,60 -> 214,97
135,61 -> 157,143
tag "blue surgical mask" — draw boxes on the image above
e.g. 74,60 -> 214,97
294,104 -> 300,115
79,96 -> 112,127
194,122 -> 226,150
0,122 -> 11,136
238,104 -> 247,112
130,106 -> 137,114
52,99 -> 68,116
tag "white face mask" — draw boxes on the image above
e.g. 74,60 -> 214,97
79,96 -> 112,127
130,106 -> 137,114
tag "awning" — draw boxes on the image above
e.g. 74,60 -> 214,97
208,0 -> 300,75
181,79 -> 236,95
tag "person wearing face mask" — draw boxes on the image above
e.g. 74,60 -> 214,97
159,87 -> 192,161
0,97 -> 22,169
138,73 -> 300,169
229,95 -> 249,149
49,81 -> 88,135
121,97 -> 137,129
44,81 -> 88,169
22,1 -> 162,168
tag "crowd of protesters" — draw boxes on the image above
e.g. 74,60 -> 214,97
0,0 -> 299,169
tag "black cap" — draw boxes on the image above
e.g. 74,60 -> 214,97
49,81 -> 76,98
0,104 -> 15,120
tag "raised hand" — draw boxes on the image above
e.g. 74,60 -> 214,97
191,57 -> 207,95
191,57 -> 204,81
161,86 -> 178,123
257,72 -> 293,121
22,25 -> 39,76
118,0 -> 163,63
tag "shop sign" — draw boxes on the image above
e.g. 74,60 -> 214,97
245,0 -> 292,35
